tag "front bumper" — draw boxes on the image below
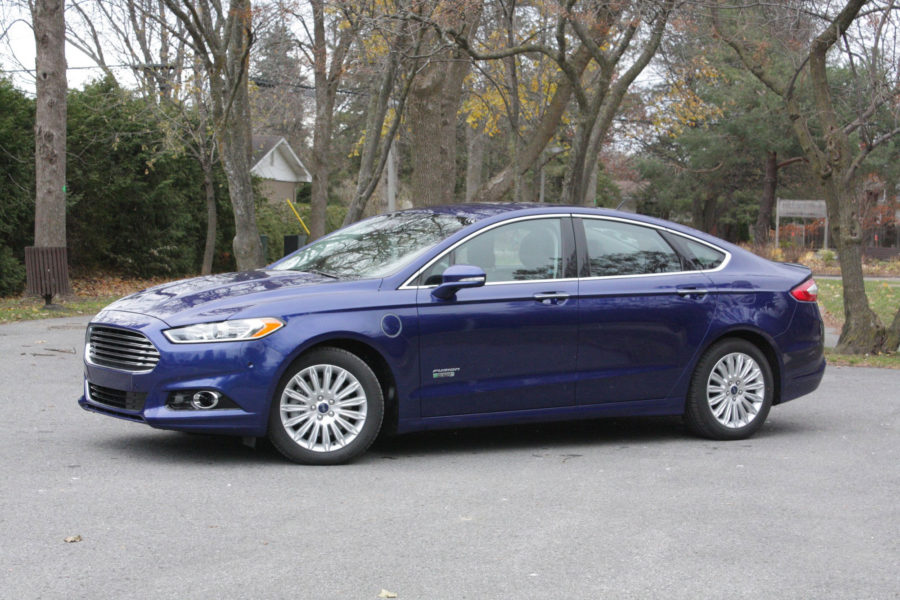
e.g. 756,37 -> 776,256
79,311 -> 287,436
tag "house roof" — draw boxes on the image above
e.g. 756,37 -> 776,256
250,135 -> 311,183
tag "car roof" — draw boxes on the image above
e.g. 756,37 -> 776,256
396,203 -> 707,237
388,203 -> 750,259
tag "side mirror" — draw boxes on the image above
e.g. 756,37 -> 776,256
431,264 -> 486,300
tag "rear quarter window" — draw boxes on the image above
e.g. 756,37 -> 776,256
675,236 -> 727,270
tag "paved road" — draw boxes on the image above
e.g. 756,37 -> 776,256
1,316 -> 897,599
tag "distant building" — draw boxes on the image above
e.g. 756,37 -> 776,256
251,135 -> 311,204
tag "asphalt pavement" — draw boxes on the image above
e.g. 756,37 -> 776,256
1,315 -> 897,599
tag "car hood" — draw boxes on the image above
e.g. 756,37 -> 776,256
103,270 -> 341,325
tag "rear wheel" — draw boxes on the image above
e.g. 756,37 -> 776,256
268,348 -> 384,465
684,339 -> 773,440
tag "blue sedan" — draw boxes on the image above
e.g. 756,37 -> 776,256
79,205 -> 825,464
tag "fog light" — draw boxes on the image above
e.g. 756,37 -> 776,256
167,389 -> 238,411
190,390 -> 220,410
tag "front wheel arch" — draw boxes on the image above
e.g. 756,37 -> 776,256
267,346 -> 385,465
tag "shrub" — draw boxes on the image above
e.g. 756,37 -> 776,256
0,245 -> 25,297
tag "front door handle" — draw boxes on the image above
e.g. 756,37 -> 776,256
533,292 -> 570,305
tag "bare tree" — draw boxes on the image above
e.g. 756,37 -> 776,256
272,0 -> 356,239
714,0 -> 900,353
343,1 -> 423,224
161,0 -> 263,270
431,0 -> 674,204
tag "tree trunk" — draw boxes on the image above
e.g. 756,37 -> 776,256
408,59 -> 471,206
825,180 -> 886,353
343,36 -> 410,226
561,113 -> 596,204
465,127 -> 485,202
215,0 -> 261,271
307,0 -> 353,237
756,151 -> 777,246
218,117 -> 261,271
201,158 -> 217,275
309,97 -> 332,239
692,191 -> 717,233
408,7 -> 481,206
308,0 -> 330,239
32,0 -> 67,249
884,306 -> 900,353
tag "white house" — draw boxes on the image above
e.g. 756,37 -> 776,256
251,135 -> 311,204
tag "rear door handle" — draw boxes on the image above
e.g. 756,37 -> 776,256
676,287 -> 709,297
533,292 -> 570,305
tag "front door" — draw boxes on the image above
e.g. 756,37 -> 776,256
416,216 -> 579,417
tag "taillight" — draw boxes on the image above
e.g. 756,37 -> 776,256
791,279 -> 818,302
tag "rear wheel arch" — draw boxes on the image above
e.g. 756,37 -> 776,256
685,336 -> 775,440
702,330 -> 782,405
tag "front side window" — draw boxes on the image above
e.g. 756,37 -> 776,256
419,218 -> 565,285
274,211 -> 474,279
583,219 -> 682,277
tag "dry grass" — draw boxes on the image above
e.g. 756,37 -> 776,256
0,274 -> 171,324
744,244 -> 900,277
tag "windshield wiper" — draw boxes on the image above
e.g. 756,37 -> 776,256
306,269 -> 339,279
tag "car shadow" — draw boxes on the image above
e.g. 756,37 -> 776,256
369,416 -> 688,459
92,414 -> 810,465
94,431 -> 287,465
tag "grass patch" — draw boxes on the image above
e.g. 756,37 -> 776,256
0,275 -> 169,325
816,278 -> 899,327
825,348 -> 900,369
0,295 -> 116,324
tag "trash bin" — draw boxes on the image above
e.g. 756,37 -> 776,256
284,234 -> 308,256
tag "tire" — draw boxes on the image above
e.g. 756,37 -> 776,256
684,339 -> 773,440
268,347 -> 384,465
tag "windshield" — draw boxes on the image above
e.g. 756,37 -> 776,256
272,211 -> 475,279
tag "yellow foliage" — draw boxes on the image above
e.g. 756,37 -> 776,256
646,54 -> 725,138
461,56 -> 563,136
348,107 -> 399,158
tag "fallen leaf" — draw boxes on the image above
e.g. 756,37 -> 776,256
64,535 -> 82,543
377,590 -> 398,598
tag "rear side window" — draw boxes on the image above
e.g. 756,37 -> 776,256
582,219 -> 682,277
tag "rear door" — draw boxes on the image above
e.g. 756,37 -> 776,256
575,217 -> 719,405
415,216 -> 579,417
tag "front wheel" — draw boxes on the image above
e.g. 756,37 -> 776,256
684,339 -> 773,440
268,348 -> 384,465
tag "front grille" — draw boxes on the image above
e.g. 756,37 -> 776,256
87,383 -> 147,411
88,325 -> 160,371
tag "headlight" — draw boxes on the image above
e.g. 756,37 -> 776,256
163,318 -> 284,343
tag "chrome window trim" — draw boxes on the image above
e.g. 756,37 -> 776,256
399,214 -> 572,290
577,215 -> 732,279
399,212 -> 731,290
